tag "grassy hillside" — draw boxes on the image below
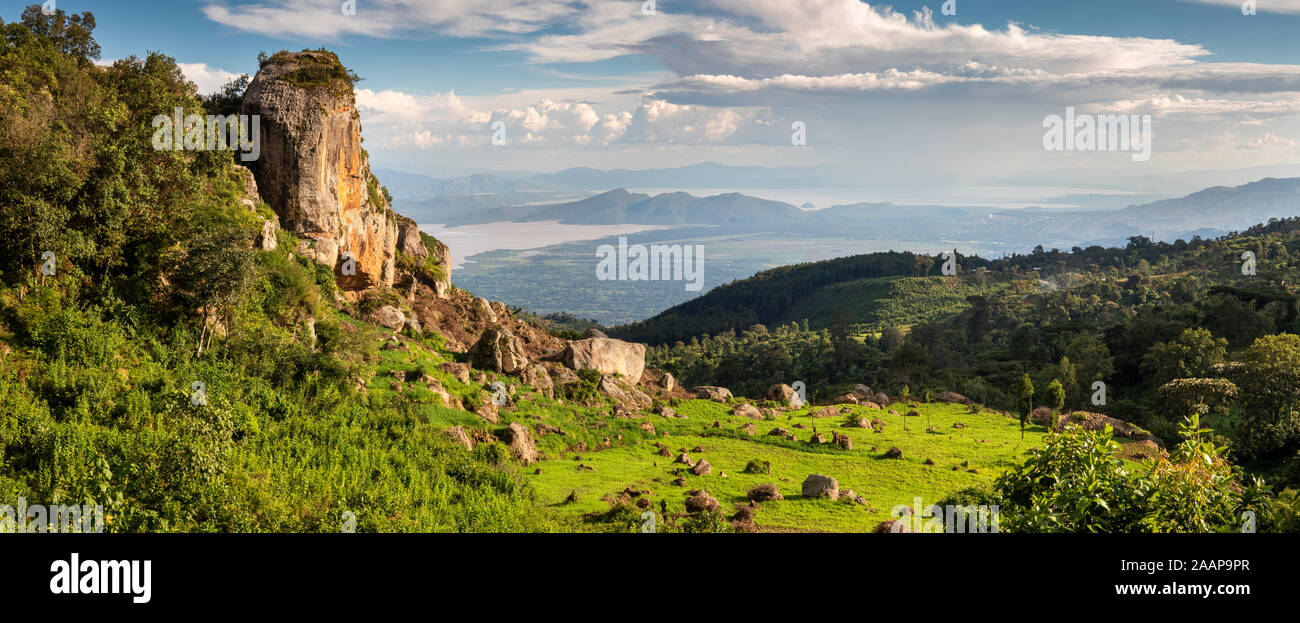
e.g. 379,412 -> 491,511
3,8 -> 1296,534
525,399 -> 1047,532
786,273 -> 1034,332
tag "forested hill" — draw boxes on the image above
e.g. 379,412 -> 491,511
610,219 -> 1300,347
609,251 -> 954,344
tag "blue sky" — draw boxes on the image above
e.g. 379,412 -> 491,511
6,0 -> 1300,195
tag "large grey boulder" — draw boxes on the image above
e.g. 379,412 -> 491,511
468,327 -> 529,375
559,338 -> 646,383
369,305 -> 406,331
801,474 -> 840,500
692,386 -> 733,402
497,422 -> 538,465
766,383 -> 803,408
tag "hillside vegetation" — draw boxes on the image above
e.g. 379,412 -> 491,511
2,7 -> 1297,533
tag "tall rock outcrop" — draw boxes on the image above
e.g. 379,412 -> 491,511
242,50 -> 398,292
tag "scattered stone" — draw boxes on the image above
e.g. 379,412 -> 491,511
884,447 -> 903,459
497,422 -> 538,465
692,386 -> 733,402
439,362 -> 471,383
560,338 -> 647,383
766,383 -> 804,408
748,484 -> 784,502
684,492 -> 719,513
813,406 -> 839,418
443,426 -> 473,450
876,519 -> 910,533
369,305 -> 407,331
467,327 -> 529,375
936,391 -> 972,405
691,460 -> 712,476
731,403 -> 764,420
801,474 -> 840,500
655,405 -> 678,419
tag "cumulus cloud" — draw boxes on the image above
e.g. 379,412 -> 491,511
201,0 -> 585,39
204,0 -> 1300,179
357,91 -> 765,149
1180,0 -> 1300,13
178,62 -> 243,95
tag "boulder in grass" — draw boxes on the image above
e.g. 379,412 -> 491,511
747,484 -> 784,502
559,338 -> 646,383
684,492 -> 719,513
801,474 -> 840,500
876,519 -> 910,533
369,305 -> 407,331
468,327 -> 529,375
732,403 -> 764,420
692,386 -> 733,402
497,422 -> 538,465
766,383 -> 804,408
691,460 -> 713,476
444,426 -> 473,450
936,391 -> 972,405
813,406 -> 839,418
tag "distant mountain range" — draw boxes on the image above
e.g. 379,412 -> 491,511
378,157 -> 1300,258
374,162 -> 844,201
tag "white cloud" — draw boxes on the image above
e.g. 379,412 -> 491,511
201,0 -> 585,39
202,0 -> 1300,180
177,62 -> 242,95
1179,0 -> 1300,14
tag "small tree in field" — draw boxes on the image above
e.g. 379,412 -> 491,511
1017,374 -> 1034,439
1046,379 -> 1065,433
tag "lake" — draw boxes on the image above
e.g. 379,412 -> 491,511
419,221 -> 674,270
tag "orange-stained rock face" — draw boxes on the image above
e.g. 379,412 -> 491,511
243,51 -> 396,291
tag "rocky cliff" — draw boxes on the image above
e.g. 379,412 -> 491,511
236,50 -> 672,413
242,50 -> 411,294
